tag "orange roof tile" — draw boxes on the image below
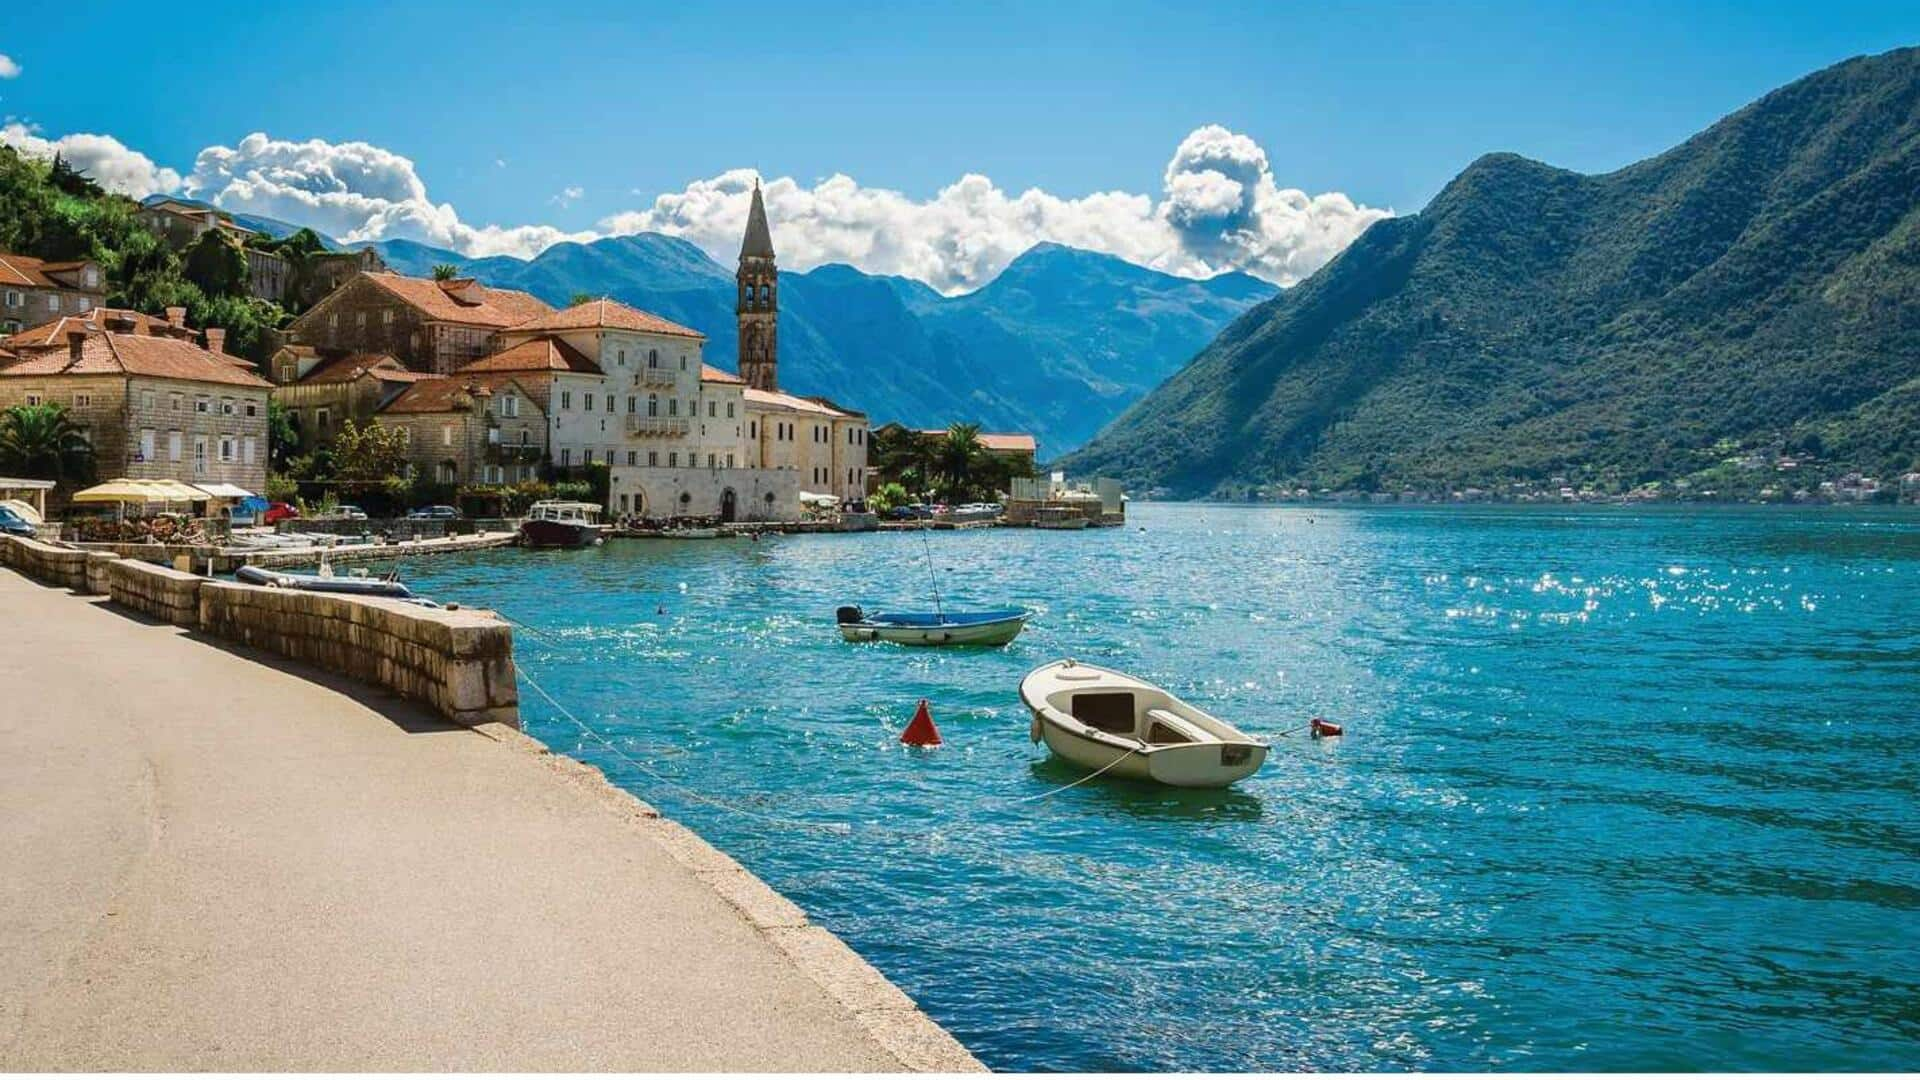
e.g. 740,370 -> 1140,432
914,429 -> 1037,453
361,272 -> 553,329
0,253 -> 98,290
297,352 -> 411,385
3,309 -> 179,349
380,373 -> 531,414
0,331 -> 271,388
507,298 -> 704,340
456,335 -> 601,375
743,387 -> 862,418
699,364 -> 744,384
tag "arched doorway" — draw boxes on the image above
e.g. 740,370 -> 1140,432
719,488 -> 737,523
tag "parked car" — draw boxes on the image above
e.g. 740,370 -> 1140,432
321,505 -> 370,521
263,502 -> 300,525
0,504 -> 37,538
406,505 -> 462,521
886,504 -> 932,521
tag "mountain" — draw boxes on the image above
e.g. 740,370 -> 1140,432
377,235 -> 1275,454
1064,47 -> 1920,496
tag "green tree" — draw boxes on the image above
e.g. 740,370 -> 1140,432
431,263 -> 461,281
265,399 -> 299,469
935,422 -> 983,498
867,481 -> 910,514
0,403 -> 95,484
570,292 -> 598,307
330,419 -> 411,483
182,231 -> 248,298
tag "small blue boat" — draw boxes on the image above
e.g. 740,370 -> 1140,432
836,605 -> 1030,646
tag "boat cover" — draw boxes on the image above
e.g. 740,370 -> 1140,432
862,608 -> 1027,627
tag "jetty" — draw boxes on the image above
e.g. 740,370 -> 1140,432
0,560 -> 980,1071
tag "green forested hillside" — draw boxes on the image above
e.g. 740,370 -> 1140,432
1065,48 -> 1920,497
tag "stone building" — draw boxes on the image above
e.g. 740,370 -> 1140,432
284,272 -> 552,374
0,254 -> 106,334
480,299 -> 708,472
133,199 -> 257,251
267,348 -> 436,454
0,315 -> 271,496
607,188 -> 869,521
874,423 -> 1039,474
376,374 -> 547,486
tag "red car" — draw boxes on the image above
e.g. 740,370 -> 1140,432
263,501 -> 301,525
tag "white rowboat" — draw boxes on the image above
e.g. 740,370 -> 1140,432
836,606 -> 1030,646
1020,659 -> 1269,788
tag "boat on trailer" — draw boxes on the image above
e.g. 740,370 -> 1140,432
520,500 -> 606,549
836,605 -> 1030,646
1020,659 -> 1269,788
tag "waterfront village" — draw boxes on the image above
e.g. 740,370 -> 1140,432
0,183 -> 1129,542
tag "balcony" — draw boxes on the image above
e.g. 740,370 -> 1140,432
637,367 -> 679,388
626,415 -> 691,438
486,443 -> 543,465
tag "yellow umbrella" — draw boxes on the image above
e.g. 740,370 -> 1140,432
70,479 -> 163,504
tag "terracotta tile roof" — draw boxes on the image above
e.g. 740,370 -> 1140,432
0,253 -> 97,290
3,309 -> 178,349
0,331 -> 271,388
380,373 -> 530,415
699,363 -> 744,384
743,387 -> 862,418
456,335 -> 601,375
361,272 -> 553,328
914,429 -> 1037,453
507,298 -> 704,340
298,352 -> 411,385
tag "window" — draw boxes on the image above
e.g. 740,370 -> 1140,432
316,407 -> 331,431
648,349 -> 658,368
707,454 -> 716,467
679,356 -> 687,371
487,465 -> 501,483
221,398 -> 235,416
606,394 -> 614,414
648,451 -> 658,466
561,448 -> 571,466
192,435 -> 208,473
245,401 -> 258,417
195,397 -> 211,414
502,395 -> 518,418
383,309 -> 395,324
355,311 -> 366,327
726,402 -> 734,419
647,394 -> 658,416
727,453 -> 735,468
668,451 -> 677,467
219,435 -> 235,463
561,391 -> 572,410
243,436 -> 256,464
328,312 -> 339,329
73,392 -> 91,408
139,429 -> 155,461
750,421 -> 757,438
168,430 -> 182,461
618,349 -> 626,365
170,392 -> 182,411
584,393 -> 595,412
139,389 -> 155,410
584,449 -> 594,464
47,294 -> 59,310
627,396 -> 636,414
708,401 -> 716,418
3,290 -> 18,307
668,398 -> 678,417
442,426 -> 453,447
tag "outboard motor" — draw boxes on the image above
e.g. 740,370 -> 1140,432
836,605 -> 865,625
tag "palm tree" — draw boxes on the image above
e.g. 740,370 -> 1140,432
431,263 -> 461,281
936,423 -> 983,499
0,403 -> 94,483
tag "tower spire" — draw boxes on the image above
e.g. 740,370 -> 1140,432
737,178 -> 778,391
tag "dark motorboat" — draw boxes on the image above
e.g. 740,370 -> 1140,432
520,501 -> 607,549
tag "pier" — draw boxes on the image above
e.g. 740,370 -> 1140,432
0,565 -> 979,1071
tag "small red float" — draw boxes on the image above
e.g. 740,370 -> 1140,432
1310,718 -> 1344,738
901,698 -> 943,747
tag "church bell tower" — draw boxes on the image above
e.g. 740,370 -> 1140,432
737,181 -> 778,392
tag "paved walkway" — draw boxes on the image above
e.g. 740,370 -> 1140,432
0,569 -> 978,1071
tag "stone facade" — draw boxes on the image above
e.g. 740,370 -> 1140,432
134,200 -> 256,251
0,254 -> 105,334
286,273 -> 552,375
267,350 -> 434,455
610,464 -> 800,522
379,376 -> 548,486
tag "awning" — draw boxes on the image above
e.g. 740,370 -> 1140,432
193,482 -> 256,500
798,491 -> 840,507
70,478 -> 211,505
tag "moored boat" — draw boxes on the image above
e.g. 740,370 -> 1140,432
235,563 -> 416,599
520,500 -> 606,549
1020,659 -> 1268,788
836,605 -> 1030,646
1032,507 -> 1089,530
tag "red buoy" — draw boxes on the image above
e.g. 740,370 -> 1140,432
901,699 -> 942,747
1310,718 -> 1344,738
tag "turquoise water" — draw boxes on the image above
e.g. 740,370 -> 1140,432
402,505 -> 1920,1071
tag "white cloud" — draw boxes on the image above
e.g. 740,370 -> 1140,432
3,121 -> 1388,289
605,125 -> 1390,292
0,54 -> 21,79
0,122 -> 181,198
183,132 -> 592,258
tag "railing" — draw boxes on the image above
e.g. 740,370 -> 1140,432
626,415 -> 691,437
485,443 -> 543,465
637,367 -> 679,387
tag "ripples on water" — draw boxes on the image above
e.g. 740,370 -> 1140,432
404,505 -> 1920,1070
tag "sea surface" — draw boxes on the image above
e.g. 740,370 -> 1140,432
402,504 -> 1920,1071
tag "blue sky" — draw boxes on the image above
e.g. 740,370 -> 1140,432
1,0 -> 1914,289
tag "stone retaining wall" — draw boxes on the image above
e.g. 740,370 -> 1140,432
0,533 -> 90,590
0,533 -> 518,729
108,558 -> 204,626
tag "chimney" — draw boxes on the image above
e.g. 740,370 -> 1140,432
67,330 -> 86,362
165,306 -> 187,329
205,327 -> 226,355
